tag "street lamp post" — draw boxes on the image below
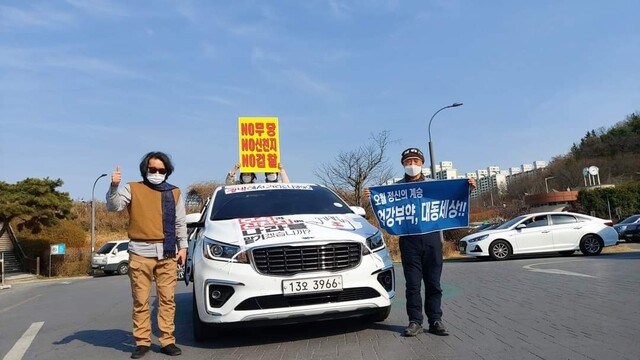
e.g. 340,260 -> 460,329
428,102 -> 463,180
545,176 -> 555,193
90,173 -> 108,276
428,102 -> 463,244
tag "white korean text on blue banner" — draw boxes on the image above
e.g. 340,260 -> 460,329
369,179 -> 470,236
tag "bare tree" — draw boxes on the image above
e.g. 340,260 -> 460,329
186,181 -> 222,212
315,131 -> 396,206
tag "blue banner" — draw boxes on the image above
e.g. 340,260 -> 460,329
369,179 -> 470,236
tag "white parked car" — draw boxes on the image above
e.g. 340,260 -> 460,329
92,239 -> 186,280
458,212 -> 618,260
92,240 -> 130,275
185,183 -> 395,341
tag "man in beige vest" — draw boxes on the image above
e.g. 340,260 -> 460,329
107,151 -> 187,359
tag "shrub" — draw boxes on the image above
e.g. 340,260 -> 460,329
442,240 -> 459,259
384,230 -> 465,262
17,219 -> 86,249
71,202 -> 129,233
52,248 -> 89,277
16,219 -> 89,276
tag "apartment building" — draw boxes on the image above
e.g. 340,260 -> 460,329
383,160 -> 546,200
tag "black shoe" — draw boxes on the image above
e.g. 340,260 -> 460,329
428,320 -> 449,336
160,344 -> 182,356
131,345 -> 150,359
403,322 -> 422,337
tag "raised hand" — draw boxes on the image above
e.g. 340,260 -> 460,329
111,165 -> 121,187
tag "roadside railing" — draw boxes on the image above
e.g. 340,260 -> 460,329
6,224 -> 40,276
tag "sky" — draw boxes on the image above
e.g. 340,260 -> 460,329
1,0 -> 639,201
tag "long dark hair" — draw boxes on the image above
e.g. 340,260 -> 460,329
139,151 -> 175,179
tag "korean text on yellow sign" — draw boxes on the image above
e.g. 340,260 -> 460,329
238,117 -> 280,172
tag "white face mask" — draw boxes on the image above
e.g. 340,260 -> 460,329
266,174 -> 277,182
147,173 -> 166,185
404,165 -> 422,177
241,175 -> 252,183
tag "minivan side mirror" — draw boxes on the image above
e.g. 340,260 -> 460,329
186,213 -> 205,229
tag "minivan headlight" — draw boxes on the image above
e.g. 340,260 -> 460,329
203,238 -> 248,263
467,234 -> 489,243
365,231 -> 385,253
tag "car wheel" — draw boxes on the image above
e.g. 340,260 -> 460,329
368,306 -> 391,322
489,240 -> 511,260
559,250 -> 575,256
579,235 -> 603,256
176,265 -> 185,281
117,262 -> 129,275
192,287 -> 219,341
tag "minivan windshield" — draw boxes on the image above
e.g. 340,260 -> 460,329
210,185 -> 353,221
97,242 -> 116,254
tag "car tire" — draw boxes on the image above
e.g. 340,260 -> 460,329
192,287 -> 220,341
368,306 -> 391,322
489,240 -> 512,260
579,235 -> 603,256
559,250 -> 575,256
176,265 -> 185,281
117,262 -> 129,275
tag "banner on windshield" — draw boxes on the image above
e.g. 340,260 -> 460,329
369,179 -> 470,236
238,117 -> 280,172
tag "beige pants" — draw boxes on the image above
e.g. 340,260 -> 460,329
128,252 -> 177,347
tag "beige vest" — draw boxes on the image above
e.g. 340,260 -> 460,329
127,182 -> 180,242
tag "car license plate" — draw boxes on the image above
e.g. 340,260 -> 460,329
282,276 -> 343,295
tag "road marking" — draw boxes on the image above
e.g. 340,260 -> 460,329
0,295 -> 42,315
3,321 -> 44,360
522,260 -> 597,278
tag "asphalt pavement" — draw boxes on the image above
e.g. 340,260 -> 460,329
1,248 -> 639,360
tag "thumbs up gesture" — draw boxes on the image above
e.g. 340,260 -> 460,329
111,165 -> 121,187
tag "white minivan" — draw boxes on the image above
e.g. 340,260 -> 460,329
92,240 -> 130,275
186,183 -> 395,341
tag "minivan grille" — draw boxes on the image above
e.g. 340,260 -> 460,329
252,243 -> 361,275
235,287 -> 380,310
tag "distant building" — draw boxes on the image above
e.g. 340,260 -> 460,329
487,166 -> 500,176
533,161 -> 547,170
471,173 -> 507,199
509,167 -> 522,175
525,191 -> 578,212
431,161 -> 459,180
384,159 -> 547,201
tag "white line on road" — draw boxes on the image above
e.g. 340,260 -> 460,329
3,321 -> 44,360
0,295 -> 42,316
522,260 -> 597,278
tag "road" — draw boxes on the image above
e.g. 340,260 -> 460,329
1,249 -> 639,360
